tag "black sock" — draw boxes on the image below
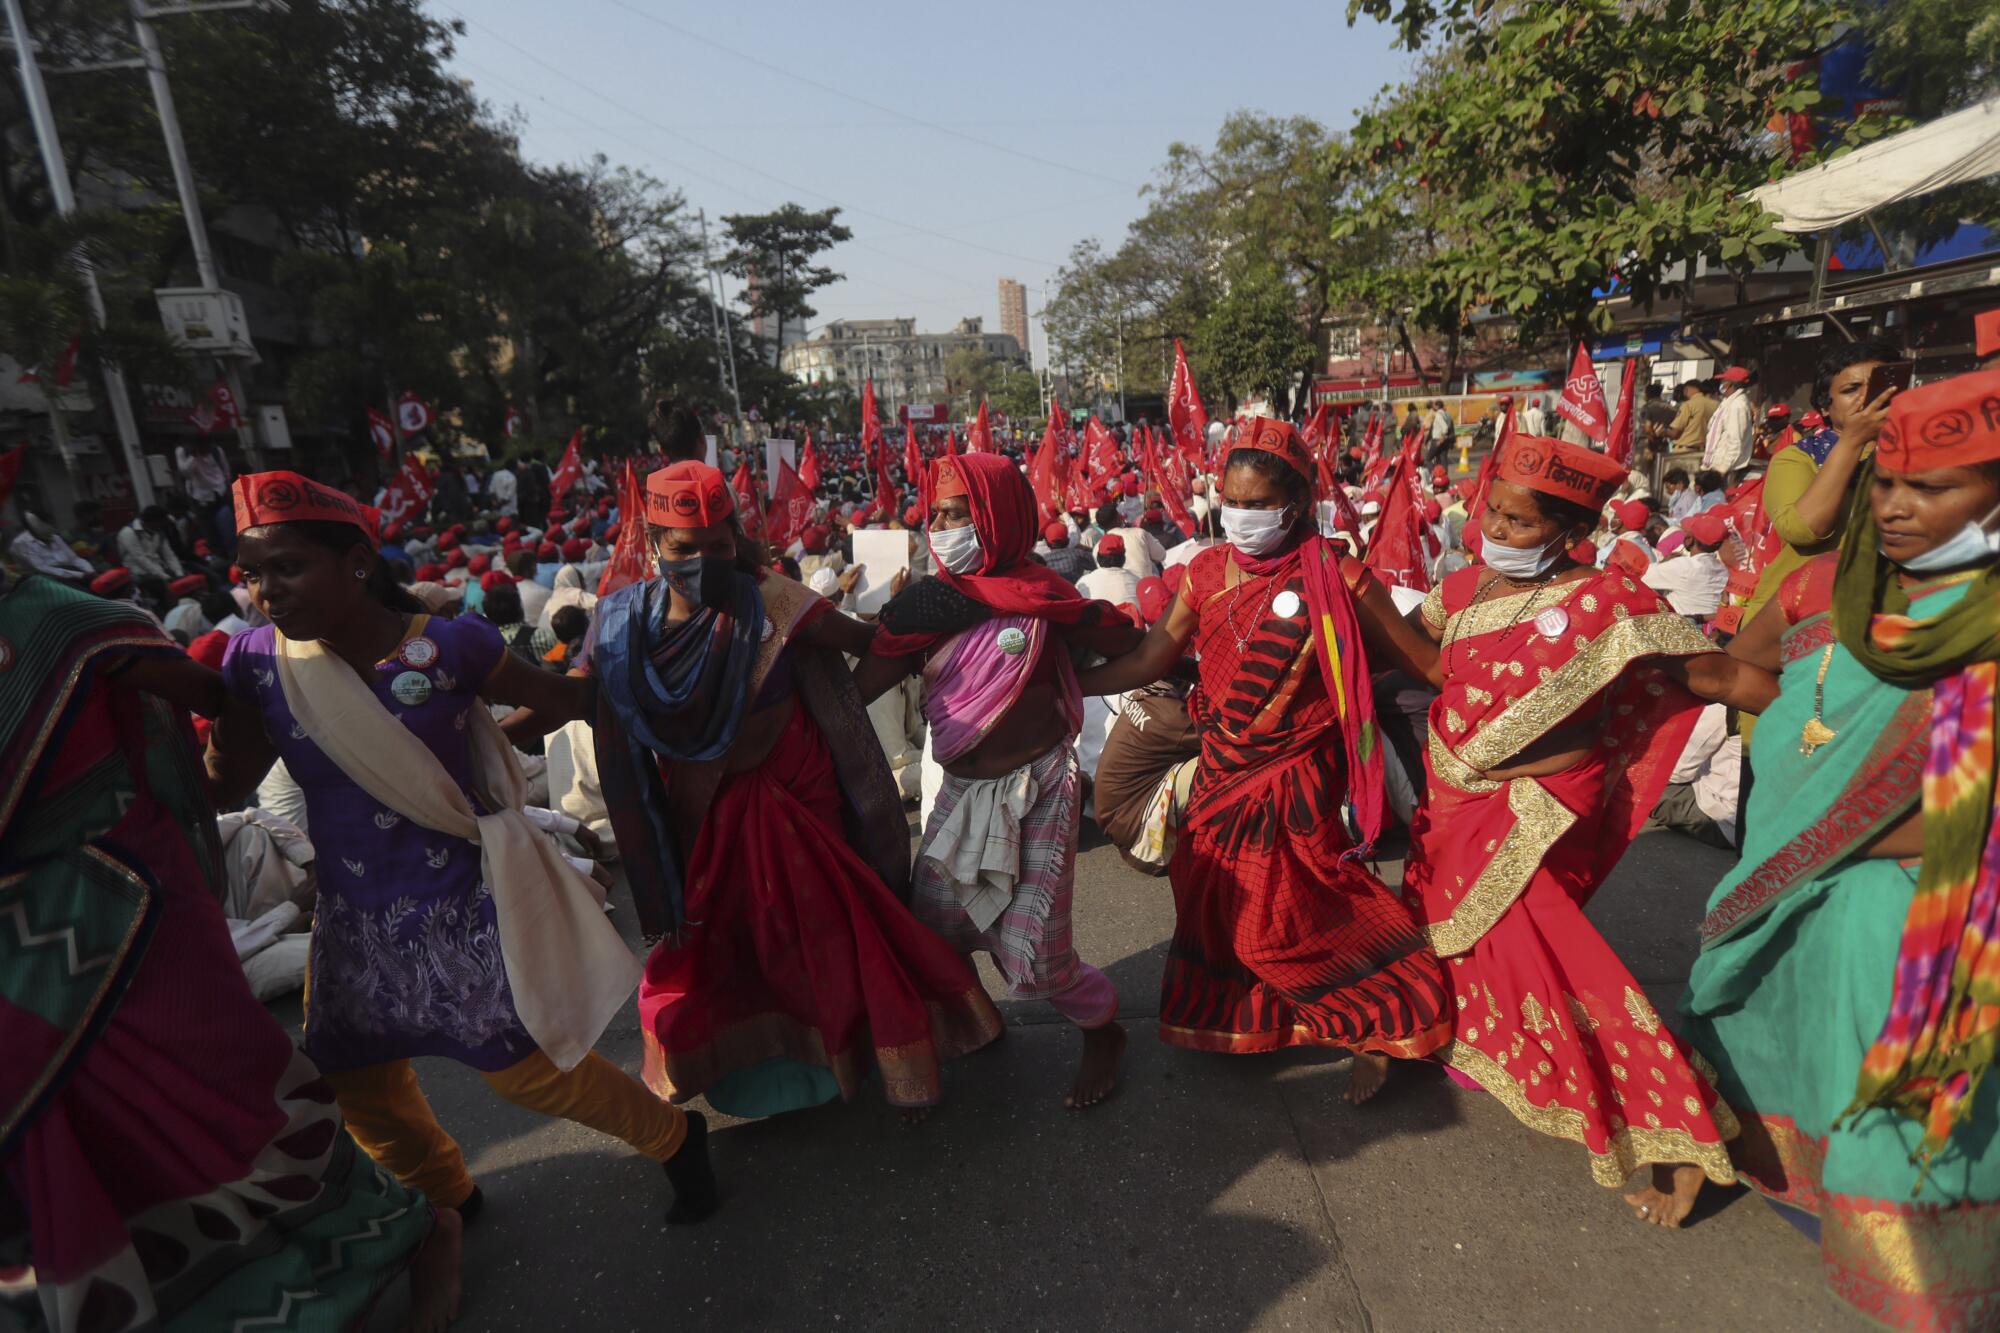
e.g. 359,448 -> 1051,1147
662,1110 -> 718,1224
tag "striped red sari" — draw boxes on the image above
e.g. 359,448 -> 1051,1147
1159,546 -> 1451,1057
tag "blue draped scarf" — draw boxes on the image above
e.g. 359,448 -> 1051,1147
1792,425 -> 1840,466
592,572 -> 765,937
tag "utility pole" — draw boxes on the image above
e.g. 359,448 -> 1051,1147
697,209 -> 746,446
130,0 -> 263,470
4,0 -> 155,507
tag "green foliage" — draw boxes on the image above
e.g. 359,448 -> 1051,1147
1192,267 -> 1317,410
717,204 -> 853,353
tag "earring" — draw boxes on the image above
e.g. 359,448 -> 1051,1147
354,569 -> 367,579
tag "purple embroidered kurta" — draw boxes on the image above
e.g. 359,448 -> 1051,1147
223,614 -> 535,1073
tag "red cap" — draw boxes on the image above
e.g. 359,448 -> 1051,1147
90,568 -> 131,595
1765,403 -> 1792,419
1606,540 -> 1652,578
479,570 -> 516,593
1431,465 -> 1449,488
645,461 -> 733,527
193,538 -> 214,558
168,573 -> 207,597
186,628 -> 229,671
1799,410 -> 1826,430
1421,497 -> 1442,522
1042,521 -> 1069,544
1496,435 -> 1627,511
537,541 -> 559,560
468,553 -> 491,575
560,537 -> 588,562
1568,539 -> 1598,565
446,549 -> 468,569
1120,475 -> 1141,496
1719,366 -> 1752,383
1097,533 -> 1126,556
232,470 -> 380,545
228,563 -> 243,584
1681,512 -> 1728,546
903,505 -> 925,528
1613,500 -> 1650,532
1136,576 -> 1169,625
1876,369 -> 2000,474
496,517 -> 515,534
414,562 -> 446,581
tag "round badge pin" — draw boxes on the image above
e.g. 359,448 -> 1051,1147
399,636 -> 439,669
1271,590 -> 1303,619
389,670 -> 434,707
1533,606 -> 1570,639
997,627 -> 1028,656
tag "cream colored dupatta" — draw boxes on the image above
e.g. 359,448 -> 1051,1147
275,625 -> 638,1071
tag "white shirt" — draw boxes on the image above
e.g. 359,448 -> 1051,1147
117,522 -> 183,581
1642,550 -> 1728,617
1703,390 -> 1755,474
517,576 -> 552,627
175,445 -> 229,503
1163,536 -> 1216,572
1105,527 -> 1166,580
1429,409 -> 1451,442
1076,566 -> 1141,606
1669,704 -> 1741,835
1521,404 -> 1548,436
164,597 -> 211,641
9,529 -> 93,582
487,469 -> 519,515
1667,488 -> 1700,520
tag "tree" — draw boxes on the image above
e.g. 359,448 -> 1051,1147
1332,0 -> 1842,345
1192,267 -> 1318,412
717,204 -> 852,357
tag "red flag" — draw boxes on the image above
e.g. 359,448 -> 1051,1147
548,428 -> 584,518
1167,340 -> 1209,476
396,390 -> 432,436
1300,402 -> 1331,455
1465,398 -> 1514,539
367,407 -> 396,463
1083,414 -> 1121,481
376,453 -> 435,531
599,463 -> 651,596
868,425 -> 900,521
1364,449 -> 1432,592
1605,361 -> 1638,466
1028,409 -> 1069,527
903,417 -> 929,518
945,429 -> 960,457
1323,479 -> 1365,553
1360,409 -> 1385,476
730,461 -> 765,541
765,459 -> 814,550
798,430 -> 822,493
1141,425 -> 1199,537
860,380 -> 886,470
967,400 -> 994,454
16,333 -> 80,388
1555,342 -> 1610,445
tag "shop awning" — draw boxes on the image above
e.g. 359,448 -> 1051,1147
1744,96 -> 2000,233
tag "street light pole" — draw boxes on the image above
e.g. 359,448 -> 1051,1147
129,0 -> 261,469
696,209 -> 746,446
4,0 -> 156,507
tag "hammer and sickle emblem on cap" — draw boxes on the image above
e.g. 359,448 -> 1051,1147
1922,410 -> 1974,450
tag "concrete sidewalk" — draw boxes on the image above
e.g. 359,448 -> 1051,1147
328,826 -> 1857,1331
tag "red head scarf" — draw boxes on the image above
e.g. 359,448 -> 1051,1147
872,451 -> 1108,658
644,461 -> 733,528
232,470 -> 380,546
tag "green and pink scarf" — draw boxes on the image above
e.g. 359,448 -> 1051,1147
1833,477 -> 2000,1176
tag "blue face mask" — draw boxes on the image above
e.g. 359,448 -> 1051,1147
1889,501 -> 2000,574
657,553 -> 736,612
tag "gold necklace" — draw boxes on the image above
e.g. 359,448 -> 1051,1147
1799,643 -> 1838,756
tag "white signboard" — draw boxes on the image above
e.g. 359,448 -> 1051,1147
764,437 -> 796,486
703,434 -> 718,468
849,529 -> 911,616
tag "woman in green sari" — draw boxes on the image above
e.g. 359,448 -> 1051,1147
1678,369 -> 2000,1331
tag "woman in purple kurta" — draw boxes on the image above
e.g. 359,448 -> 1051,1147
224,613 -> 532,1073
209,469 -> 717,1226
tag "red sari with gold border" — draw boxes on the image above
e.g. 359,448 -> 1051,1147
1159,546 -> 1452,1058
1405,564 -> 1740,1187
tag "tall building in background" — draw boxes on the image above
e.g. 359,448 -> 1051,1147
997,278 -> 1029,363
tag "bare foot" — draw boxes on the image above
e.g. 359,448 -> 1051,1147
1063,1022 -> 1126,1109
1344,1051 -> 1391,1105
1623,1163 -> 1705,1227
405,1203 -> 463,1333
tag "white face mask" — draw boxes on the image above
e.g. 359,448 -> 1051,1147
1220,505 -> 1292,557
1480,534 -> 1563,580
929,523 -> 983,574
1889,500 -> 2000,573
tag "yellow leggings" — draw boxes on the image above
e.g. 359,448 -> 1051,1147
323,1051 -> 686,1208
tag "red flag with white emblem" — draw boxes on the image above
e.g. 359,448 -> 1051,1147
1555,342 -> 1610,445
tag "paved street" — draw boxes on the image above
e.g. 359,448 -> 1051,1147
324,823 -> 1858,1333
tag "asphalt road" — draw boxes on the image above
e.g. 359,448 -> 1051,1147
324,821 -> 1861,1333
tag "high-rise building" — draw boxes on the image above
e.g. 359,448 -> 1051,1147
997,278 -> 1029,364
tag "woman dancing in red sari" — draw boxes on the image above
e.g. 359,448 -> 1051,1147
1407,434 -> 1775,1224
1078,419 -> 1452,1102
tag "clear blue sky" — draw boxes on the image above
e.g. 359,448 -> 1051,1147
431,0 -> 1411,365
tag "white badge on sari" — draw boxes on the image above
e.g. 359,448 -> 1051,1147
389,669 -> 433,707
997,627 -> 1028,655
1271,590 -> 1302,619
399,636 -> 439,669
1533,606 -> 1570,639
